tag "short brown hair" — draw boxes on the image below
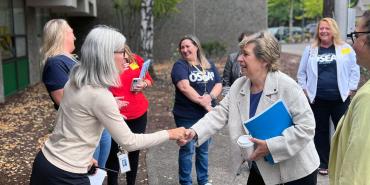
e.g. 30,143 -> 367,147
239,31 -> 280,72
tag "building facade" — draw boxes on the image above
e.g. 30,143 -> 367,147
0,0 -> 267,102
0,0 -> 96,102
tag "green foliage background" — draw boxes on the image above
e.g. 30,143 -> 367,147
268,0 -> 323,27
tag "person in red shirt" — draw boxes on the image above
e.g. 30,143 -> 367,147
106,44 -> 153,185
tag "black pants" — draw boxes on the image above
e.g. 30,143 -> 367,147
30,151 -> 89,185
106,112 -> 147,185
311,98 -> 350,169
247,164 -> 318,185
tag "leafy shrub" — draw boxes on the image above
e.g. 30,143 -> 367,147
202,41 -> 226,59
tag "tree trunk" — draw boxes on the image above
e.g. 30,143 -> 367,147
323,0 -> 334,18
289,0 -> 293,42
140,0 -> 156,79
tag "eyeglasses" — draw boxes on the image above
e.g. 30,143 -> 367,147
114,50 -> 126,55
347,31 -> 370,43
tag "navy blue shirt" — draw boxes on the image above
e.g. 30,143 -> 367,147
171,59 -> 221,119
42,55 -> 77,109
249,91 -> 263,118
316,45 -> 341,100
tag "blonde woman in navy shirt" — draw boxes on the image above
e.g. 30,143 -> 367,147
297,18 -> 360,175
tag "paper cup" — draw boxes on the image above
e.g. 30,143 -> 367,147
237,135 -> 254,160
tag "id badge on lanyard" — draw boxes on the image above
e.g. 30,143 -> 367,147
117,146 -> 131,173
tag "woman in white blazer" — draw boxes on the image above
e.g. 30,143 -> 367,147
297,18 -> 360,175
180,31 -> 320,185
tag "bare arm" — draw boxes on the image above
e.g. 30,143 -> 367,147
50,89 -> 64,106
176,79 -> 202,105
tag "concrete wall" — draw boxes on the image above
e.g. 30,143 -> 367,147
154,0 -> 267,60
68,0 -> 141,54
72,0 -> 267,60
26,7 -> 43,85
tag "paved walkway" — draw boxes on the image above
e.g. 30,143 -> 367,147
146,44 -> 330,185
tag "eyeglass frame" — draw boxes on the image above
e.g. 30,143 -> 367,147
114,50 -> 126,55
347,31 -> 370,43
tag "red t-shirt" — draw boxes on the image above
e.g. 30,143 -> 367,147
109,54 -> 153,120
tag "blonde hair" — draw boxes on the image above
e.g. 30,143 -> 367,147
312,17 -> 344,47
239,31 -> 280,72
124,44 -> 136,64
40,19 -> 70,64
178,34 -> 210,69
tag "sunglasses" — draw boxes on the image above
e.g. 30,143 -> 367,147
347,31 -> 370,43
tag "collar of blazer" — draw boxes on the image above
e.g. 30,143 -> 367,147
237,71 -> 280,123
239,71 -> 280,96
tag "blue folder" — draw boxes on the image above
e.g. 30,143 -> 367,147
244,99 -> 293,164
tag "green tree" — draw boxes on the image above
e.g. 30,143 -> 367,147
268,0 -> 322,27
113,0 -> 182,78
303,0 -> 323,19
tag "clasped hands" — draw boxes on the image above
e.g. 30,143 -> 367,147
169,127 -> 271,161
167,128 -> 197,145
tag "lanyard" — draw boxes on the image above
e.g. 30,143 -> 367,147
192,63 -> 208,93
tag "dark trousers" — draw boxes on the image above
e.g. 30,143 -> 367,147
30,151 -> 89,185
311,98 -> 350,169
106,112 -> 147,185
247,164 -> 318,185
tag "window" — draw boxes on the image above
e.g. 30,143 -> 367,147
0,0 -> 26,60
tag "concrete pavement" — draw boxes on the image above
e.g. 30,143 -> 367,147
146,126 -> 329,185
281,42 -> 307,56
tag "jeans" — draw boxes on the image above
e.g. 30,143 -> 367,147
175,116 -> 210,185
93,129 -> 112,167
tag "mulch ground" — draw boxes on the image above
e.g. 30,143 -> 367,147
0,53 -> 344,185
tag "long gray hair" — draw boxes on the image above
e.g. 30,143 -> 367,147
69,25 -> 126,88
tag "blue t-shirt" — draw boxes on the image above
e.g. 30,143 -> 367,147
249,91 -> 263,118
316,45 -> 341,100
171,59 -> 221,119
42,55 -> 77,109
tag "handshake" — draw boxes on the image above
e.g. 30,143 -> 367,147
167,127 -> 197,146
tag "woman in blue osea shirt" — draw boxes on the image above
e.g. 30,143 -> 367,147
171,34 -> 222,185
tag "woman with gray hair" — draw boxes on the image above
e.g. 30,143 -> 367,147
179,31 -> 320,185
29,26 -> 186,185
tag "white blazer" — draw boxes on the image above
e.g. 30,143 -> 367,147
192,71 -> 320,185
297,43 -> 360,103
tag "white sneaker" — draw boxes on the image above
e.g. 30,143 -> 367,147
204,183 -> 212,185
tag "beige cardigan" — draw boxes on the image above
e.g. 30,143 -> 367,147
192,71 -> 319,185
42,81 -> 169,174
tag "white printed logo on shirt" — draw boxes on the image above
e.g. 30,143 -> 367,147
189,70 -> 215,83
317,53 -> 336,65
